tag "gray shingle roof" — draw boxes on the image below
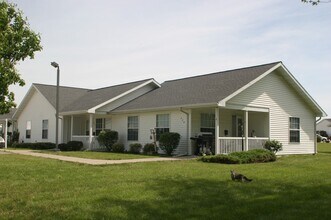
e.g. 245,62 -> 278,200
34,84 -> 89,111
0,108 -> 17,120
114,62 -> 281,111
61,79 -> 153,112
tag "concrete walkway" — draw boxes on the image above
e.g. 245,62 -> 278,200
4,150 -> 193,165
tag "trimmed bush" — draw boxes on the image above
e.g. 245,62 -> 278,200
159,132 -> 181,156
198,154 -> 240,164
198,149 -> 276,164
58,141 -> 83,151
317,135 -> 321,143
97,130 -> 118,151
112,143 -> 125,153
129,143 -> 142,154
143,143 -> 157,155
264,140 -> 283,154
12,142 -> 55,150
67,141 -> 83,151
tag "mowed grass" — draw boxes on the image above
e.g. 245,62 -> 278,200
35,150 -> 159,160
0,144 -> 330,219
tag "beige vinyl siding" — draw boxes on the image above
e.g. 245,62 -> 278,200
111,110 -> 189,155
228,70 -> 315,154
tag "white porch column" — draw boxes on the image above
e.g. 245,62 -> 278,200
4,119 -> 8,149
244,110 -> 249,151
215,107 -> 220,154
188,110 -> 192,155
70,115 -> 74,141
88,114 -> 93,150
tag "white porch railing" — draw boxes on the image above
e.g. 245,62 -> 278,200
219,137 -> 269,154
71,135 -> 105,151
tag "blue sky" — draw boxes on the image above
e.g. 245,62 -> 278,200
10,0 -> 331,116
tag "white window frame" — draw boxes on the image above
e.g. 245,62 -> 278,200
200,113 -> 215,134
127,116 -> 139,141
26,121 -> 31,139
289,117 -> 300,143
42,119 -> 48,139
156,114 -> 170,140
95,118 -> 105,136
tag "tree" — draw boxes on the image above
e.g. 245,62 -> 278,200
302,0 -> 331,5
0,1 -> 42,114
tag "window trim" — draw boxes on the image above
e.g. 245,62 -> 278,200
127,116 -> 139,141
42,119 -> 48,139
95,118 -> 105,136
289,117 -> 300,143
156,114 -> 170,141
26,120 -> 31,139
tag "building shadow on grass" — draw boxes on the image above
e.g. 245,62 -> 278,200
88,177 -> 331,219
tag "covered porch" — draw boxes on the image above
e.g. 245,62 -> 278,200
62,113 -> 111,150
190,106 -> 270,155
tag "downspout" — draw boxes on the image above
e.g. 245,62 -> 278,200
314,117 -> 321,155
180,108 -> 189,155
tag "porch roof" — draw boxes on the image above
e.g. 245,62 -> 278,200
0,108 -> 16,121
113,62 -> 280,112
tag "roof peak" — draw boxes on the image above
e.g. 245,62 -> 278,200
90,78 -> 155,92
33,83 -> 90,91
164,61 -> 282,83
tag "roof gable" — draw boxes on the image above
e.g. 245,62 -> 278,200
114,62 -> 281,112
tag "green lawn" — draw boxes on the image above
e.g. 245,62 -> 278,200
35,150 -> 159,160
0,144 -> 330,219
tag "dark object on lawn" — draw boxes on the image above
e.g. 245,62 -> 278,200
230,170 -> 252,182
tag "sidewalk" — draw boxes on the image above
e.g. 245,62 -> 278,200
4,150 -> 193,165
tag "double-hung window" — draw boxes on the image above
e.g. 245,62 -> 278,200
128,116 -> 139,141
26,121 -> 31,139
200,113 -> 215,134
95,118 -> 105,136
42,119 -> 48,139
289,117 -> 300,143
156,114 -> 170,140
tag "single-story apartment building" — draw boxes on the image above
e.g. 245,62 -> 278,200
9,61 -> 327,155
316,118 -> 331,137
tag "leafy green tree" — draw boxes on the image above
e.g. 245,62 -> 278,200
302,0 -> 331,5
0,1 -> 42,114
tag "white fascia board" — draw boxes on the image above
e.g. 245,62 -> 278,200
279,63 -> 327,117
87,79 -> 161,113
223,104 -> 269,112
218,63 -> 282,107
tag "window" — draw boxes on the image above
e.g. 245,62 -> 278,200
156,114 -> 170,140
95,118 -> 105,136
289,117 -> 300,143
26,121 -> 31,139
128,116 -> 138,141
201,113 -> 215,134
42,120 -> 48,139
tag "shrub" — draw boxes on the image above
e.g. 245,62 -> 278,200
159,132 -> 181,156
97,130 -> 118,151
112,143 -> 125,153
197,154 -> 240,164
59,141 -> 83,151
129,143 -> 142,154
264,140 -> 283,154
317,135 -> 321,143
12,142 -> 55,150
198,149 -> 276,164
67,141 -> 83,151
143,143 -> 157,155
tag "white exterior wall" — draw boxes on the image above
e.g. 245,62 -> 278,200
228,71 -> 316,154
316,119 -> 331,137
111,110 -> 189,155
17,90 -> 62,143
